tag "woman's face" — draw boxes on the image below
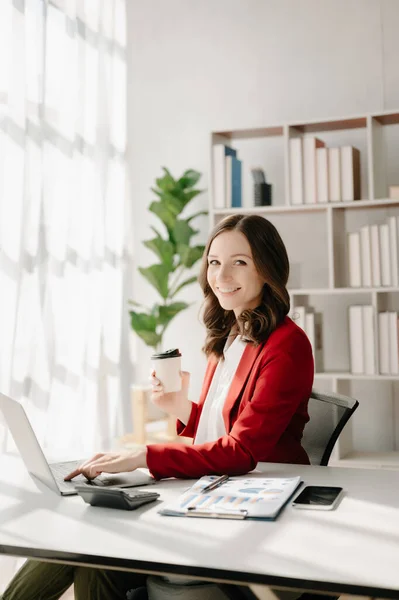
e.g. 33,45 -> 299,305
207,230 -> 265,317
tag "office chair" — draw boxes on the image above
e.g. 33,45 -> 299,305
301,389 -> 359,467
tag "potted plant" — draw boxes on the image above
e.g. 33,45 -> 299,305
129,167 -> 206,353
127,167 -> 206,444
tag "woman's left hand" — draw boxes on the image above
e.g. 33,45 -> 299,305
63,449 -> 148,481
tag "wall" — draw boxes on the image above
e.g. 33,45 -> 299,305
126,0 -> 399,400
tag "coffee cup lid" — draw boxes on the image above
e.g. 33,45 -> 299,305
151,348 -> 181,360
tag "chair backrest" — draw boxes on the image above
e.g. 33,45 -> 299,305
301,389 -> 359,466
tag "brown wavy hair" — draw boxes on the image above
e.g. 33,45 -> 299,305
198,214 -> 290,358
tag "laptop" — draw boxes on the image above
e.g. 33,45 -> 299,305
0,393 -> 155,496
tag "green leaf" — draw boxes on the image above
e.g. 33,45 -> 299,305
173,220 -> 197,246
178,169 -> 201,189
136,329 -> 162,348
129,310 -> 156,331
144,237 -> 175,268
150,187 -> 163,198
139,264 -> 170,299
149,200 -> 177,232
129,311 -> 162,349
128,299 -> 144,308
186,210 -> 208,223
150,225 -> 163,238
150,304 -> 159,317
172,189 -> 202,211
177,244 -> 205,268
160,191 -> 190,214
155,168 -> 176,193
170,275 -> 198,298
161,193 -> 185,216
158,301 -> 189,326
183,189 -> 203,201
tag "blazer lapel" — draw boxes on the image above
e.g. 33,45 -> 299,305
222,342 -> 264,431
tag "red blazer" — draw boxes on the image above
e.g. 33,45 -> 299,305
146,317 -> 314,480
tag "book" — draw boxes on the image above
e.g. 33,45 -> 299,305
316,147 -> 329,203
289,138 -> 303,205
349,305 -> 364,374
213,144 -> 237,208
360,225 -> 372,287
348,232 -> 362,287
378,312 -> 390,375
370,224 -> 381,287
379,223 -> 391,286
340,146 -> 361,201
328,147 -> 341,202
388,312 -> 399,375
225,155 -> 242,208
362,305 -> 375,375
388,216 -> 399,287
158,475 -> 302,521
305,311 -> 324,372
303,137 -> 325,204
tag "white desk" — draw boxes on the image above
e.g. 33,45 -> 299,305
0,454 -> 398,599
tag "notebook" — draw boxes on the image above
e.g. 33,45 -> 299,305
159,474 -> 302,520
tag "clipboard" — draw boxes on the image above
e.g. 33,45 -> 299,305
159,475 -> 302,520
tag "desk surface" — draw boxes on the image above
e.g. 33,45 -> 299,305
1,454 -> 399,598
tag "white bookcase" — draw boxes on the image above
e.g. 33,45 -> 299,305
209,110 -> 399,470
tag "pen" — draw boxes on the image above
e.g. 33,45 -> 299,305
201,474 -> 229,493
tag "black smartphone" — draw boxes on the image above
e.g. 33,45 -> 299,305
75,485 -> 160,511
292,486 -> 344,510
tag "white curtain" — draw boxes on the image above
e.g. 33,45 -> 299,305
0,0 -> 129,589
0,0 -> 130,460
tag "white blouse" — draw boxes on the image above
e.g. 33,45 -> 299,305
161,336 -> 248,588
194,335 -> 247,445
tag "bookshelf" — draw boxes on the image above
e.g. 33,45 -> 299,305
209,109 -> 399,470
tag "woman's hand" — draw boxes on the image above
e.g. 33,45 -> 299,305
63,449 -> 147,481
150,370 -> 192,425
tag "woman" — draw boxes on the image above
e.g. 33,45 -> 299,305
2,214 -> 314,600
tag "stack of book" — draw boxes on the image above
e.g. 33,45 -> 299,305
348,217 -> 399,288
293,306 -> 323,371
348,305 -> 376,375
289,137 -> 360,204
349,307 -> 399,375
212,143 -> 242,208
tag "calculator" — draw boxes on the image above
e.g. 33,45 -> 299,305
75,485 -> 160,511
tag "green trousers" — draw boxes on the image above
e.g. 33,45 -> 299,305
1,559 -> 147,600
1,560 -> 301,600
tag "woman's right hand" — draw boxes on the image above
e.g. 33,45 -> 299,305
149,370 -> 192,425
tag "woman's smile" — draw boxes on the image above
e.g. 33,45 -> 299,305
216,286 -> 241,295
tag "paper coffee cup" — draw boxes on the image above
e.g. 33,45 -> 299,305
151,348 -> 182,393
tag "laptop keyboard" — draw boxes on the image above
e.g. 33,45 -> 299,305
50,460 -> 113,487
